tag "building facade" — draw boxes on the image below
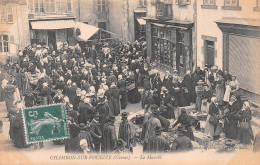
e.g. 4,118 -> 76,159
77,0 -> 147,42
145,0 -> 195,76
28,0 -> 77,50
197,0 -> 260,101
0,0 -> 30,62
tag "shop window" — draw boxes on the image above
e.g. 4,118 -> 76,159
156,2 -> 172,20
0,4 -> 13,23
254,0 -> 260,11
0,35 -> 9,53
152,25 -> 175,69
222,0 -> 241,10
201,0 -> 217,9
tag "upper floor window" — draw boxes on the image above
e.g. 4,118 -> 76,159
204,0 -> 215,5
201,0 -> 217,9
175,0 -> 191,6
254,0 -> 260,11
222,0 -> 241,10
0,4 -> 13,23
29,0 -> 72,14
139,0 -> 147,7
224,0 -> 238,6
156,2 -> 172,20
97,0 -> 106,12
45,0 -> 56,13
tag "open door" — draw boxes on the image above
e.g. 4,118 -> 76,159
48,30 -> 56,50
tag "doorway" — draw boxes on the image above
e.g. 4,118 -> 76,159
48,30 -> 56,50
204,40 -> 215,68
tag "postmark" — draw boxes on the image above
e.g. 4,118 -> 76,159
22,104 -> 70,144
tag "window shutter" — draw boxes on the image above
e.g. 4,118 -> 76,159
7,4 -> 13,23
9,35 -> 14,43
45,0 -> 50,13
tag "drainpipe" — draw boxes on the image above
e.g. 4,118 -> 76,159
78,0 -> 80,22
16,4 -> 21,54
126,0 -> 130,41
194,0 -> 197,71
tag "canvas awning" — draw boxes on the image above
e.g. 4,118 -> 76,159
136,18 -> 146,25
30,19 -> 75,30
76,22 -> 100,41
75,22 -> 121,42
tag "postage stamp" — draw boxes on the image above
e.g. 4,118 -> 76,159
22,104 -> 70,144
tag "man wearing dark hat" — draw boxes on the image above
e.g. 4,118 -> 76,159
117,74 -> 127,109
156,109 -> 170,132
145,90 -> 154,113
65,116 -> 80,153
78,98 -> 94,124
171,125 -> 193,152
102,115 -> 117,153
76,123 -> 94,153
144,104 -> 162,152
67,104 -> 79,124
118,112 -> 136,152
107,71 -> 117,85
147,126 -> 170,153
89,112 -> 102,152
95,92 -> 110,125
114,139 -> 130,153
172,108 -> 194,140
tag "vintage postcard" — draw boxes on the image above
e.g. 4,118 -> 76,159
0,0 -> 259,165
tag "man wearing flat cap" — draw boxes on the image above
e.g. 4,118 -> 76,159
102,115 -> 117,153
118,112 -> 136,152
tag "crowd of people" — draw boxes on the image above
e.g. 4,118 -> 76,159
0,38 -> 257,153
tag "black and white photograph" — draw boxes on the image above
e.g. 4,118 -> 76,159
0,0 -> 259,165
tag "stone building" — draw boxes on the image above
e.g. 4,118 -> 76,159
76,0 -> 147,42
0,0 -> 30,62
145,0 -> 195,76
197,0 -> 260,101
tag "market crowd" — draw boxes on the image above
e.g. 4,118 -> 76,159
0,38 -> 257,153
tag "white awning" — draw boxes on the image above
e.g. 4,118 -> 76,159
152,23 -> 166,27
76,22 -> 100,41
137,18 -> 146,25
30,19 -> 75,30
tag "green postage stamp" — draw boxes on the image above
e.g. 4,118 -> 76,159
22,104 -> 70,144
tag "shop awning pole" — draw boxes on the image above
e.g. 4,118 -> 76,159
99,30 -> 101,42
83,37 -> 121,42
99,28 -> 121,38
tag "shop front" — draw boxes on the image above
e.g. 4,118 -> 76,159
145,18 -> 194,76
29,18 -> 76,50
216,18 -> 260,101
134,8 -> 147,41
